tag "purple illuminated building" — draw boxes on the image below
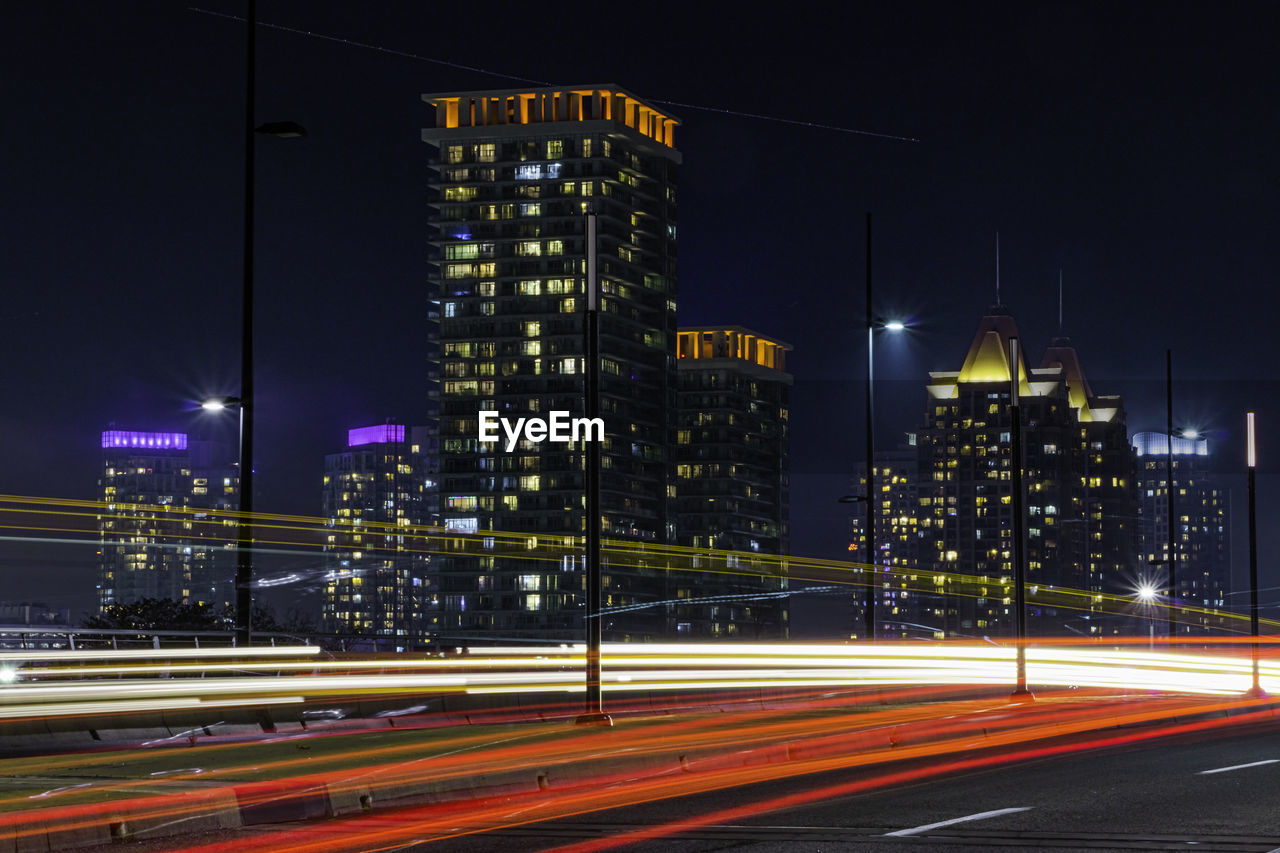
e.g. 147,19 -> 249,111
101,430 -> 188,451
97,431 -> 238,612
321,424 -> 437,646
347,425 -> 405,446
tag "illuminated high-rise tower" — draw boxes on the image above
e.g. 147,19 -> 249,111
1132,431 -> 1231,633
321,424 -> 436,647
907,308 -> 1140,638
421,85 -> 680,641
672,327 -> 790,639
97,430 -> 238,612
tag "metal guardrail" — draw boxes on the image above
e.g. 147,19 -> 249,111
0,626 -> 441,653
0,626 -> 315,652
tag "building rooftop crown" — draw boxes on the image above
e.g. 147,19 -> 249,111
348,425 -> 405,447
1132,431 -> 1209,457
422,84 -> 678,149
677,327 -> 791,373
101,430 -> 188,451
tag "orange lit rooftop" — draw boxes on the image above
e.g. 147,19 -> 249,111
678,326 -> 791,374
422,84 -> 679,149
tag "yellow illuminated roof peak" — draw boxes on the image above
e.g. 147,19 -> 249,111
956,312 -> 1029,392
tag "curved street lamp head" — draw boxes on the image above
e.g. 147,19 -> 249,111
200,396 -> 242,411
883,320 -> 907,332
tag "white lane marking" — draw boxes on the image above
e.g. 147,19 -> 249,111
884,807 -> 1033,837
1199,759 -> 1280,775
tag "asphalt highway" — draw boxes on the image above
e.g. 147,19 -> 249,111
410,716 -> 1280,852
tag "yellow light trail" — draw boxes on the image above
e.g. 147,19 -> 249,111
3,643 -> 1279,725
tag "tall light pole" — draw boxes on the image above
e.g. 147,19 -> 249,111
238,0 -> 258,648
1165,350 -> 1177,643
864,212 -> 875,642
576,209 -> 610,726
237,1 -> 305,646
1246,411 -> 1265,697
860,214 -> 906,641
1009,337 -> 1032,700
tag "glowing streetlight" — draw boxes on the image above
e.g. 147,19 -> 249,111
1136,583 -> 1158,604
200,395 -> 240,412
199,395 -> 249,642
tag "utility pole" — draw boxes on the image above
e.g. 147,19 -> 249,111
1010,337 -> 1032,700
864,212 -> 876,642
577,209 -> 610,726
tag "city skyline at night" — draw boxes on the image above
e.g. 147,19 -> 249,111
2,3 -> 1276,629
5,6 -> 1280,849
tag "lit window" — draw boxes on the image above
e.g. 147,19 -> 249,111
444,242 -> 480,259
443,187 -> 476,201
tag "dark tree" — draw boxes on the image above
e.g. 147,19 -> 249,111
84,598 -> 222,632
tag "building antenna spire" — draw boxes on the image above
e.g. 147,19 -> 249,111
995,232 -> 1001,305
1058,268 -> 1063,333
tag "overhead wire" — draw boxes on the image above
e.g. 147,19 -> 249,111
186,6 -> 920,143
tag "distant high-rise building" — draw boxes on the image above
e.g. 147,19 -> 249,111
321,425 -> 437,645
857,308 -> 1140,639
187,439 -> 240,613
97,430 -> 238,611
422,85 -> 680,641
851,446 -> 928,636
673,327 -> 791,639
1132,431 -> 1231,633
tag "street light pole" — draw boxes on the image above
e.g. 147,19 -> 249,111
864,212 -> 876,643
1009,336 -> 1032,700
234,2 -> 306,647
577,209 -> 610,726
1166,350 -> 1176,643
235,0 -> 258,647
1246,411 -> 1265,697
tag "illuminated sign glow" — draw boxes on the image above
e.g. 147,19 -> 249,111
101,431 -> 188,450
348,425 -> 405,447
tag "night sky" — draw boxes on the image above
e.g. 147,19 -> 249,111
4,2 -> 1278,624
